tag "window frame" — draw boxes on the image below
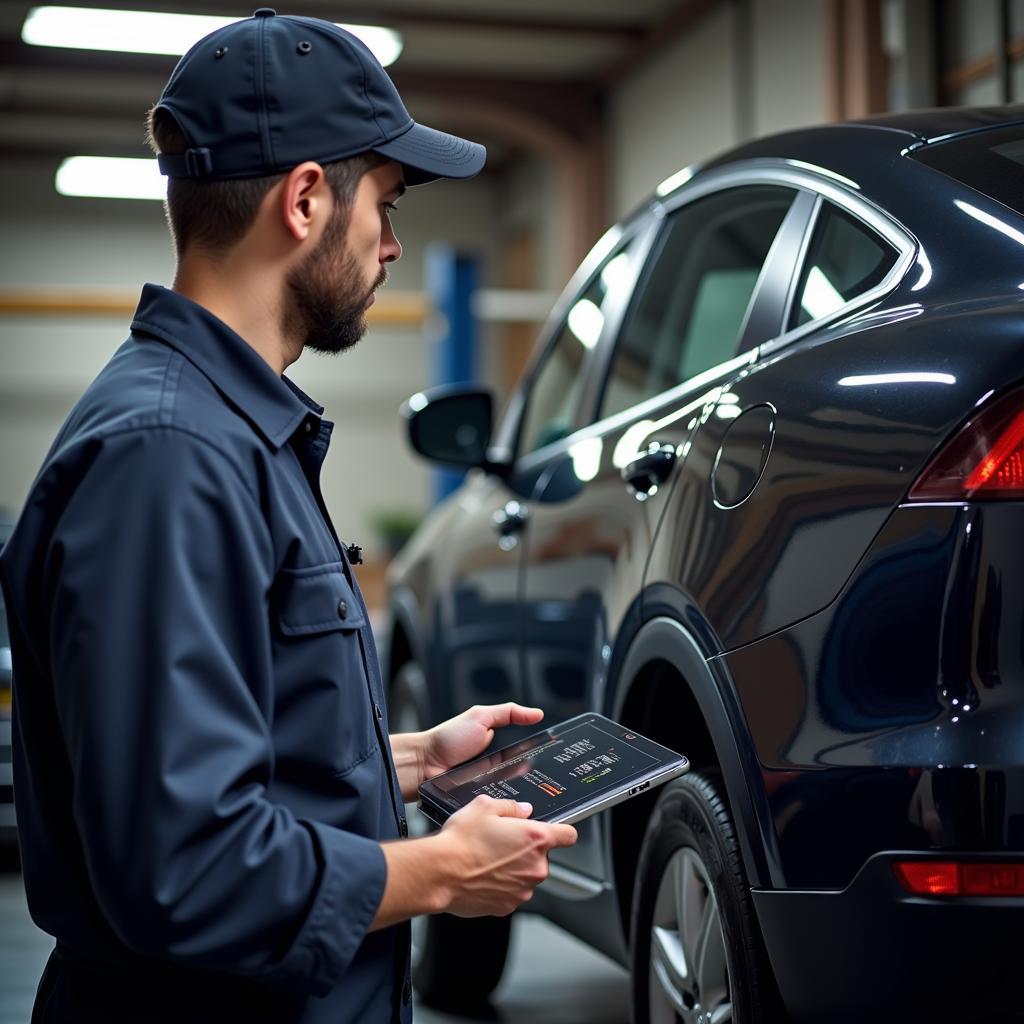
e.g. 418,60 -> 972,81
492,211 -> 661,465
494,159 -> 918,477
752,165 -> 918,359
591,183 -> 816,426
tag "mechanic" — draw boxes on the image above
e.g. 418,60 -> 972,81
0,10 -> 576,1024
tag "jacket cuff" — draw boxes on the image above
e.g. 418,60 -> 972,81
295,822 -> 387,996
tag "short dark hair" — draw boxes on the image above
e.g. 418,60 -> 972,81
145,106 -> 384,257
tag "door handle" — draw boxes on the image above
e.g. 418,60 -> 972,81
622,442 -> 676,499
492,500 -> 529,549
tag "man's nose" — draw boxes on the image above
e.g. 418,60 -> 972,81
381,224 -> 402,264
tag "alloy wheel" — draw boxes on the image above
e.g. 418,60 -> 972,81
648,846 -> 733,1024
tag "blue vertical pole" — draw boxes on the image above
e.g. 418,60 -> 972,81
424,243 -> 479,503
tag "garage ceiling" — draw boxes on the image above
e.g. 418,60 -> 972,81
0,0 -> 716,170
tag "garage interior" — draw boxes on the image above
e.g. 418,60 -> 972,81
1,1 -> 1021,1021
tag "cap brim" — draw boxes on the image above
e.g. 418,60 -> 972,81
373,122 -> 486,185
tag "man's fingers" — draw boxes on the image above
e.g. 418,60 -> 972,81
472,702 -> 544,730
507,703 -> 544,725
546,823 -> 578,849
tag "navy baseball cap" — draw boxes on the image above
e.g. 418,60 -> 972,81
155,8 -> 485,185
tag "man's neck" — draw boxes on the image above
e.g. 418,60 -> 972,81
172,255 -> 302,375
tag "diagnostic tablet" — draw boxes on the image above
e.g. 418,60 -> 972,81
417,712 -> 689,826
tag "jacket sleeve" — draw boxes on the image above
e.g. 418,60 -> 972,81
44,426 -> 386,995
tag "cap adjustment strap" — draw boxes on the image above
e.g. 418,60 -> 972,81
157,147 -> 214,179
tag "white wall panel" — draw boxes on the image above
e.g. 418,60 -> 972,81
751,0 -> 828,137
609,4 -> 737,219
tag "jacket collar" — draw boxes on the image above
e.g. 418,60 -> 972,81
130,283 -> 321,449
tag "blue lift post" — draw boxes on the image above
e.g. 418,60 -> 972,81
424,243 -> 480,503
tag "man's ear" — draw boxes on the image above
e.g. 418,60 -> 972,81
280,161 -> 329,243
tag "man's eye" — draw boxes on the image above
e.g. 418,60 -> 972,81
384,202 -> 399,214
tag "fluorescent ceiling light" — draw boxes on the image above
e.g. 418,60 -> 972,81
22,6 -> 402,65
56,156 -> 165,201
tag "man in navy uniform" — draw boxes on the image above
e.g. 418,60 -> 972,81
0,10 -> 576,1022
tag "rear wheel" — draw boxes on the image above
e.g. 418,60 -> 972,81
389,660 -> 512,1011
630,772 -> 784,1024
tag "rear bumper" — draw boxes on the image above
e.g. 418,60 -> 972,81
754,852 -> 1024,1023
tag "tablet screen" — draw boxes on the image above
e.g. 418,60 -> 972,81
420,713 -> 686,822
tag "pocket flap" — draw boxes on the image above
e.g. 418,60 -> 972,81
276,564 -> 367,636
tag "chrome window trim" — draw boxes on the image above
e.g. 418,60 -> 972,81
656,159 -> 918,359
512,347 -> 756,477
501,158 -> 918,471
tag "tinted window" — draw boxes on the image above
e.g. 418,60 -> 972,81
600,186 -> 794,420
790,205 -> 897,329
519,241 -> 638,455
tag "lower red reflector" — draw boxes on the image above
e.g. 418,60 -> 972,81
894,861 -> 1024,896
894,861 -> 958,894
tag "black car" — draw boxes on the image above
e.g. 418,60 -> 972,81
387,106 -> 1024,1023
0,521 -> 14,846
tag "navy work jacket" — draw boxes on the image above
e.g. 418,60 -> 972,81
0,284 -> 413,1023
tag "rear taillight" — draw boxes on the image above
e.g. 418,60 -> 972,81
909,387 -> 1024,501
894,860 -> 1024,896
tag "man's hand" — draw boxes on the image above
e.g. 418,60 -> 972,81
371,794 -> 578,930
390,702 -> 544,802
422,702 -> 544,779
438,795 -> 577,917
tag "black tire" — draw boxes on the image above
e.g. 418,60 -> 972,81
388,660 -> 513,1011
413,912 -> 512,1012
630,772 -> 785,1024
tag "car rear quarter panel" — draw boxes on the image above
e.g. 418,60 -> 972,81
644,291 -> 1024,654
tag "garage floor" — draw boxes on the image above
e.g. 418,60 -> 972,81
0,859 -> 630,1024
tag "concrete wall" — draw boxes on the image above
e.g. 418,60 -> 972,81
0,156 -> 500,553
608,0 -> 828,219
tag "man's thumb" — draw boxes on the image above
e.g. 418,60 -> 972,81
494,799 -> 533,818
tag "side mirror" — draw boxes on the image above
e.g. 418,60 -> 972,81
401,385 -> 507,473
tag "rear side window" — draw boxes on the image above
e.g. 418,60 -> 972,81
600,185 -> 795,420
789,204 -> 897,329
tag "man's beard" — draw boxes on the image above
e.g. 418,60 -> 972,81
284,206 -> 387,356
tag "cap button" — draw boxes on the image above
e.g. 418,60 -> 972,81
253,8 -> 276,17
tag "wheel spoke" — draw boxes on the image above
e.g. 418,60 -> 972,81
709,1003 -> 734,1024
650,927 -> 692,1021
652,925 -> 689,999
695,897 -> 727,998
675,849 -> 703,973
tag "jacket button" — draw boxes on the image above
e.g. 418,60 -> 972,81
402,979 -> 412,1005
337,599 -> 348,620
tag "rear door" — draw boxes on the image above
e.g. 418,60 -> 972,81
519,182 -> 806,879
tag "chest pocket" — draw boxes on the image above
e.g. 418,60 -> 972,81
273,563 -> 378,778
277,564 -> 367,635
